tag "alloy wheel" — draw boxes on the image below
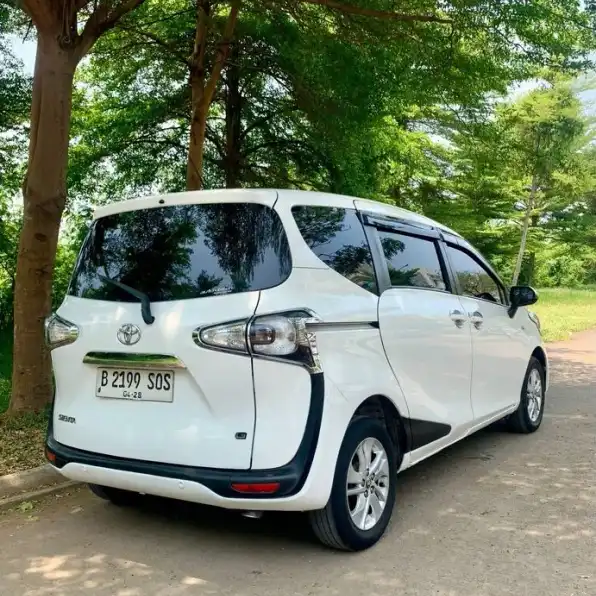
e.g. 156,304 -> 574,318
346,438 -> 390,531
526,368 -> 543,423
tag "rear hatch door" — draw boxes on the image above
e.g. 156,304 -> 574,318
52,191 -> 290,470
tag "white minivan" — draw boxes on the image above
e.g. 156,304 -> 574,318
45,189 -> 547,551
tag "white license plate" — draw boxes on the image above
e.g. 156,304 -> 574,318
96,368 -> 174,402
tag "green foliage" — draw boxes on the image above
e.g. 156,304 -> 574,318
67,0 -> 596,202
0,326 -> 12,412
534,243 -> 596,288
52,240 -> 78,310
432,78 -> 596,286
0,6 -> 29,330
0,205 -> 20,328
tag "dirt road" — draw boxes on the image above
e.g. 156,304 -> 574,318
1,331 -> 595,596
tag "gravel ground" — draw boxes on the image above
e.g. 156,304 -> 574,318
0,330 -> 594,596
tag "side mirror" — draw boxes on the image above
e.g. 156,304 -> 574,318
508,286 -> 538,318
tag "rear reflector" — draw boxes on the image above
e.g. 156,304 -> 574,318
231,482 -> 280,494
45,447 -> 56,464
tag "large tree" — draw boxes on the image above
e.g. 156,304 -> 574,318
7,0 -> 149,413
502,81 -> 591,284
439,78 -> 596,285
70,0 -> 596,201
161,0 -> 596,192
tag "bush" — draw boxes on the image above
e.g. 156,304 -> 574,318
534,243 -> 596,288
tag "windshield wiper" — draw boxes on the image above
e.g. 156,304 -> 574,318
98,275 -> 155,325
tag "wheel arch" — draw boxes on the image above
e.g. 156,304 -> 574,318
351,394 -> 408,469
531,345 -> 547,371
531,345 -> 548,389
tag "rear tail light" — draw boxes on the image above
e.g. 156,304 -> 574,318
249,316 -> 297,356
195,311 -> 322,372
44,314 -> 79,350
198,320 -> 247,352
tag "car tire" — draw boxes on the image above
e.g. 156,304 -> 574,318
506,356 -> 545,434
309,417 -> 398,551
88,484 -> 141,507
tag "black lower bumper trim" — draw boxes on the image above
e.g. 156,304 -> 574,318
47,373 -> 324,499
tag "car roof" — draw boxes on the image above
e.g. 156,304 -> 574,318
93,188 -> 460,237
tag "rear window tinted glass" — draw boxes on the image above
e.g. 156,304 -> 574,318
69,203 -> 291,302
292,206 -> 377,294
378,230 -> 447,291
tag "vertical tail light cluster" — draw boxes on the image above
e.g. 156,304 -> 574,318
194,311 -> 322,373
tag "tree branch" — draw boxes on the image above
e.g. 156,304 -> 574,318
75,0 -> 148,62
239,111 -> 279,141
242,138 -> 311,157
75,0 -> 91,12
205,124 -> 226,157
297,0 -> 451,24
202,0 -> 241,109
116,22 -> 191,66
192,0 -> 209,76
20,0 -> 59,32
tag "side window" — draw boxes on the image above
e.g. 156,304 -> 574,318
446,246 -> 504,304
292,206 -> 377,294
377,230 -> 447,291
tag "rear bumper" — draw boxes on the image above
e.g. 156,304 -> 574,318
46,373 -> 327,509
49,462 -> 325,511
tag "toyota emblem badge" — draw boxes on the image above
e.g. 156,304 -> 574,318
117,323 -> 141,346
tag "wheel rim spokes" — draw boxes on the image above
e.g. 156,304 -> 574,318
346,438 -> 390,531
526,369 -> 543,423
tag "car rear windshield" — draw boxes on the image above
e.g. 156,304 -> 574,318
68,202 -> 292,302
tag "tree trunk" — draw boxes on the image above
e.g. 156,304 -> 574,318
511,176 -> 538,287
526,251 -> 536,286
224,42 -> 242,188
9,35 -> 76,414
185,0 -> 241,191
186,79 -> 208,191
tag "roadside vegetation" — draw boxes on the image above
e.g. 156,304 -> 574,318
533,288 -> 596,342
0,328 -> 47,474
0,412 -> 47,475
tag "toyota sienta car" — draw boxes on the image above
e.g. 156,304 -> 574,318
44,189 -> 547,551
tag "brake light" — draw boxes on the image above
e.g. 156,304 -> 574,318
44,314 -> 79,350
194,311 -> 322,372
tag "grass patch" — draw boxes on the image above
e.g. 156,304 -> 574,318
533,287 -> 596,342
0,329 -> 48,475
0,411 -> 48,476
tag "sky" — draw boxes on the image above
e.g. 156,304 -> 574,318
9,35 -> 35,72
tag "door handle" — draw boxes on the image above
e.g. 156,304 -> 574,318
469,311 -> 483,329
449,309 -> 467,328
